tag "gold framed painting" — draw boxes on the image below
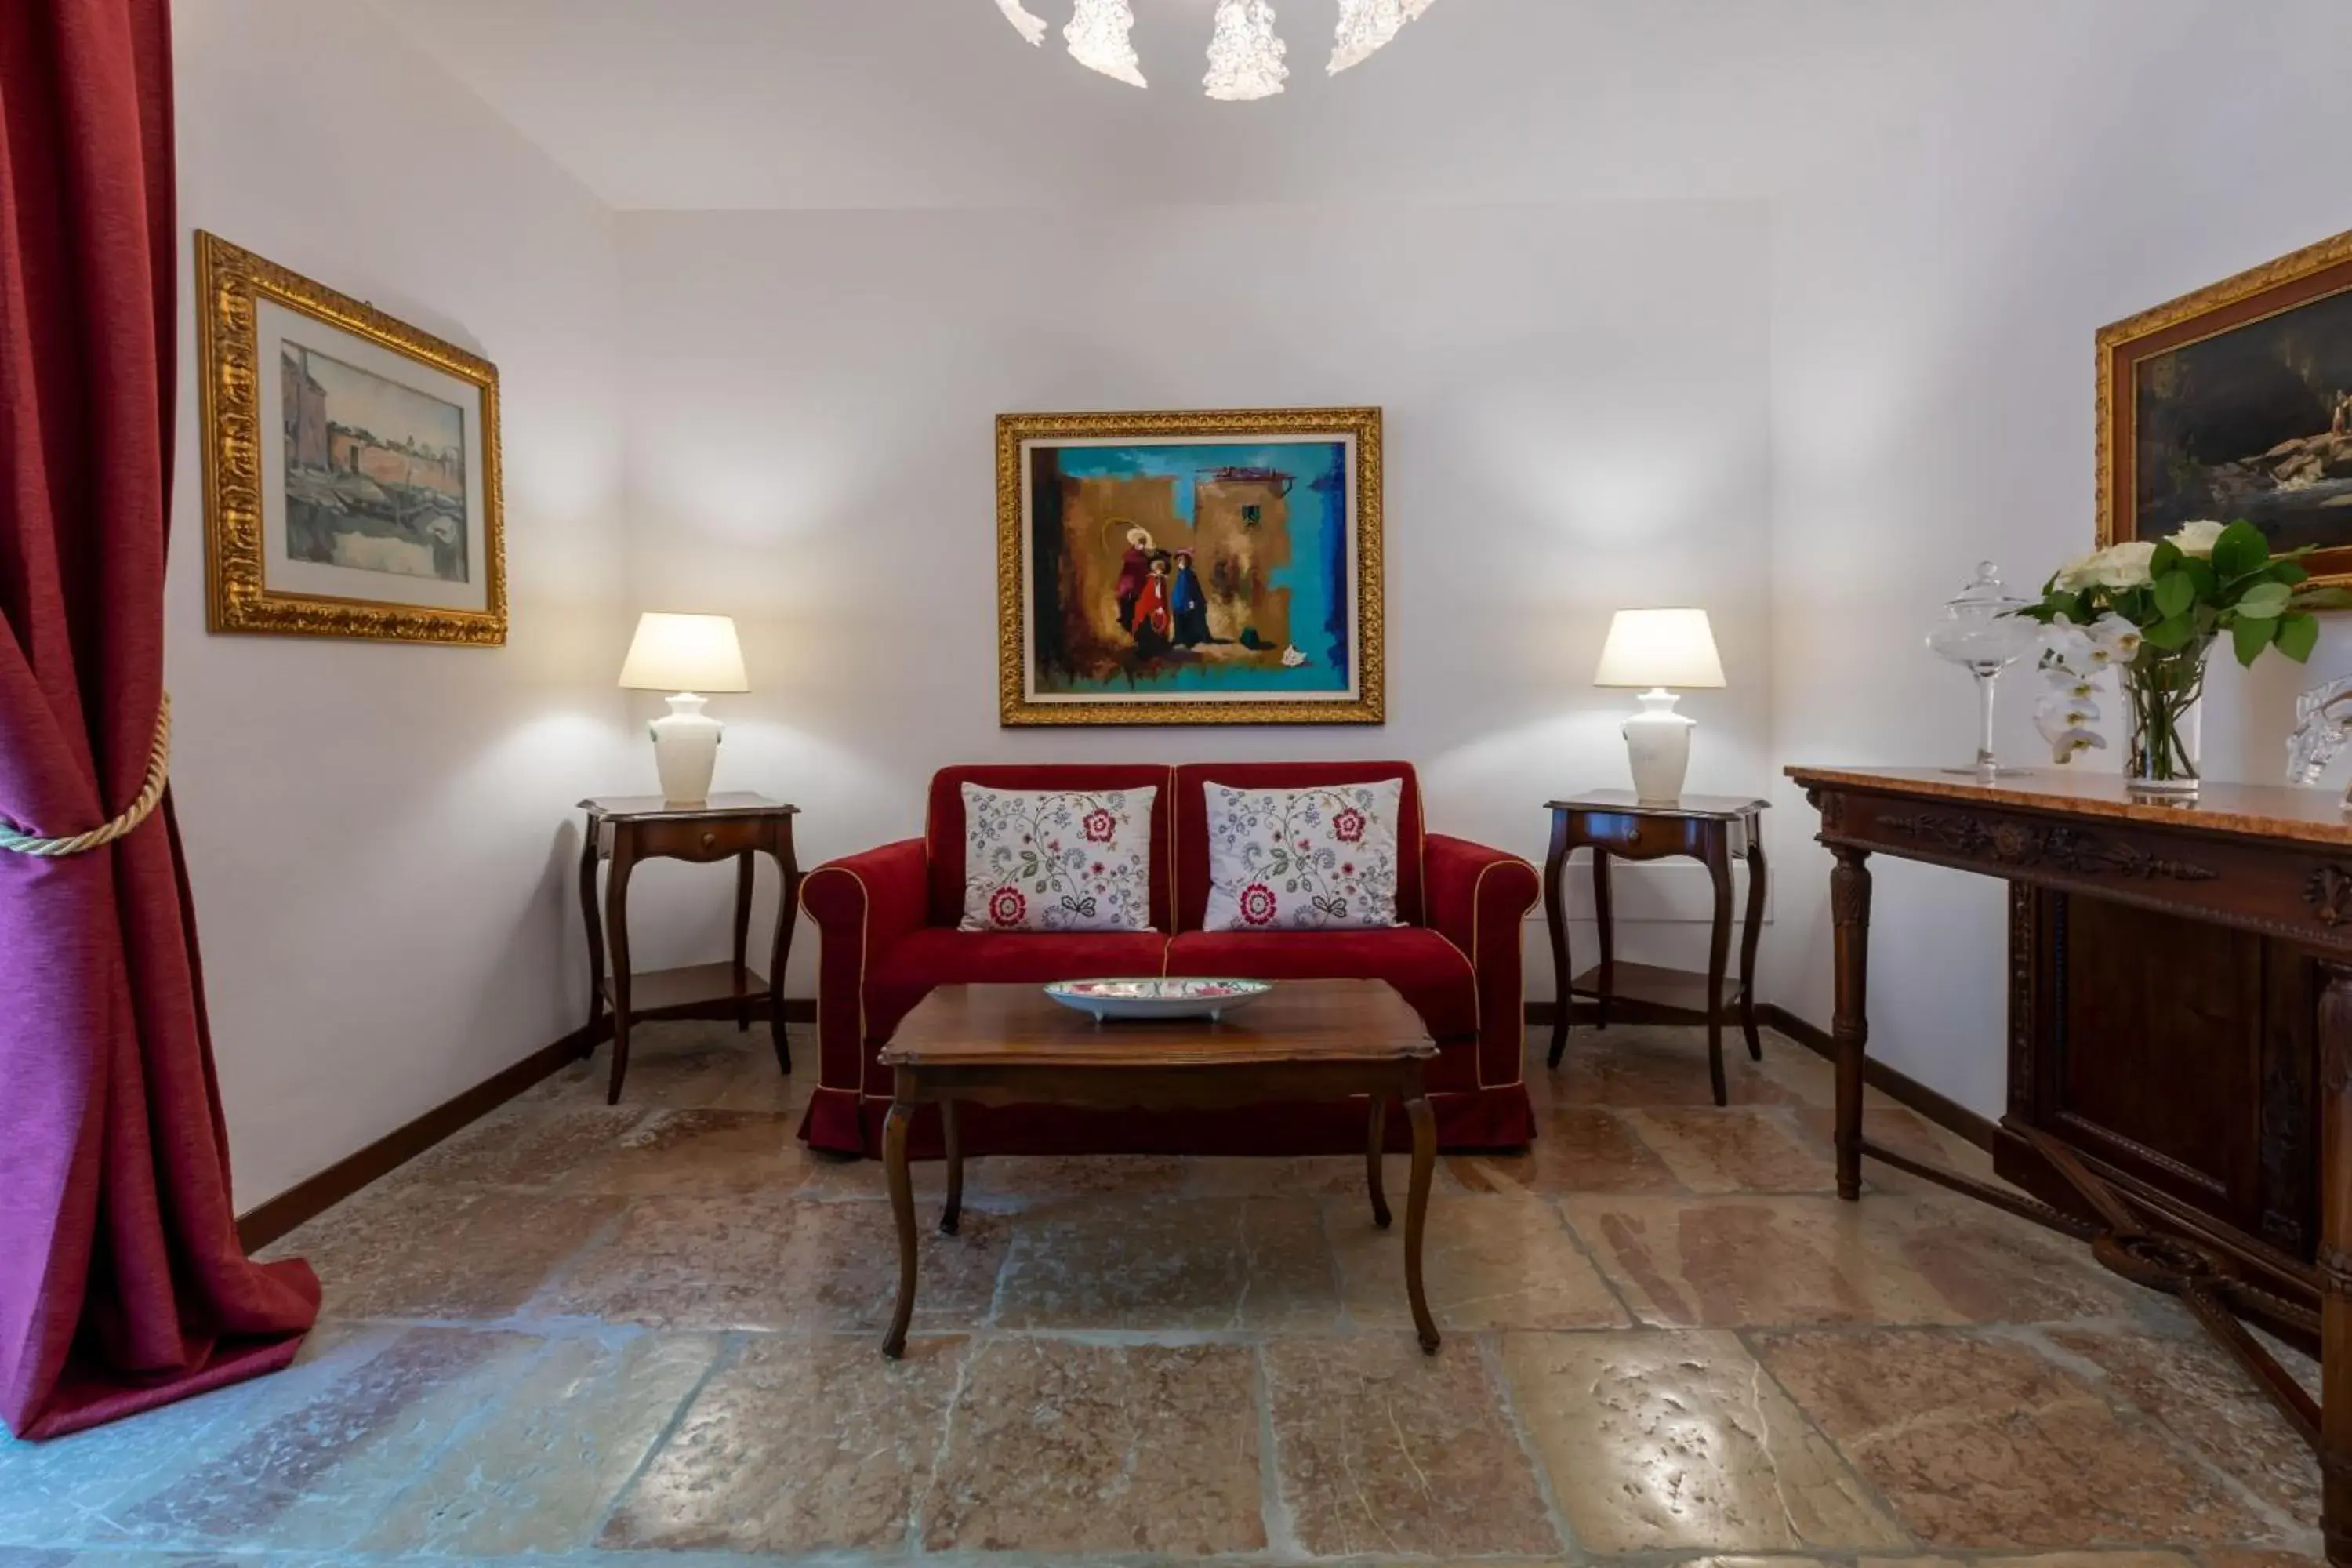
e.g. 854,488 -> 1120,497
996,406 -> 1384,726
2099,226 -> 2352,589
197,231 -> 506,644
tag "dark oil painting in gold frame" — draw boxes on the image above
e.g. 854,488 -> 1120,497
996,407 -> 1384,727
2100,227 -> 2352,589
197,231 -> 506,645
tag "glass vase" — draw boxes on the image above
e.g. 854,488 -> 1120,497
2122,641 -> 2209,795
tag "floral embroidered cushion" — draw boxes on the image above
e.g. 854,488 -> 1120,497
1202,779 -> 1404,932
960,784 -> 1160,933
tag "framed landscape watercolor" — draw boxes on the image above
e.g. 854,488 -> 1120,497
197,231 -> 505,644
996,407 -> 1384,725
2099,227 -> 2352,589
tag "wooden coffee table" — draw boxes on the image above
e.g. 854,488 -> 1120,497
874,978 -> 1443,1358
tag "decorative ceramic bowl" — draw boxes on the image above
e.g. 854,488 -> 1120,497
1043,977 -> 1272,1023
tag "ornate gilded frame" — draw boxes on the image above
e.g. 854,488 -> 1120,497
197,230 -> 506,644
996,406 -> 1385,726
2097,226 -> 2352,590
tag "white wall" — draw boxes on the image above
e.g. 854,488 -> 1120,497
611,202 -> 1774,991
171,0 -> 632,1207
1766,0 -> 2352,1112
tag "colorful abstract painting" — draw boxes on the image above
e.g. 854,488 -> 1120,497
997,408 -> 1383,725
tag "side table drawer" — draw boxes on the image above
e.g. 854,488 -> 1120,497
614,815 -> 772,862
1576,810 -> 1708,860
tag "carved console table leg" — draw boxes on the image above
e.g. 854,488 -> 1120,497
1830,844 -> 1873,1202
576,812 -> 605,1060
2321,962 -> 2352,1567
1544,809 -> 1573,1068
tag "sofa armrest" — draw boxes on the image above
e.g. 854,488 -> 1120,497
801,837 -> 930,953
1425,833 -> 1539,951
1425,834 -> 1539,1080
801,839 -> 930,1123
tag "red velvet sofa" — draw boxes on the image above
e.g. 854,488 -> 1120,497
796,762 -> 1539,1157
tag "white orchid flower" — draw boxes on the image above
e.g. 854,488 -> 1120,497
2168,518 -> 2226,558
2034,689 -> 2100,731
2042,616 -> 2100,678
2046,726 -> 2107,764
2087,613 -> 2144,663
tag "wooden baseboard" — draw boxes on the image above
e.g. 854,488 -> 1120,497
235,997 -> 817,1251
1523,999 -> 1998,1154
1760,1004 -> 1997,1152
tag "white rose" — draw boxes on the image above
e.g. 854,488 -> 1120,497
2168,519 -> 2226,557
2085,540 -> 2158,589
2052,552 -> 2099,592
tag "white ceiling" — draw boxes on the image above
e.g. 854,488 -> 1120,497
367,0 -> 2082,211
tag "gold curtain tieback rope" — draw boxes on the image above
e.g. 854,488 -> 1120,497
0,694 -> 172,858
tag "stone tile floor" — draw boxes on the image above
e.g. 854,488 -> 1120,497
0,1018 -> 2319,1566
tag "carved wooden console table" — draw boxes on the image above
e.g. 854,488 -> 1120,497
1789,765 -> 2346,1561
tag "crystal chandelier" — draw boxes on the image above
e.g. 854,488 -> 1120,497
993,0 -> 1437,100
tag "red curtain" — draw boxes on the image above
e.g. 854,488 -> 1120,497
0,0 -> 317,1439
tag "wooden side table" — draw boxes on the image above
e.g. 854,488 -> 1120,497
1542,790 -> 1769,1105
578,793 -> 801,1105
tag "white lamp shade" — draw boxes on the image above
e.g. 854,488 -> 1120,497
1593,608 -> 1726,689
619,612 -> 749,694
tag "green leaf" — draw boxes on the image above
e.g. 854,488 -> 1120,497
2237,580 -> 2292,619
2232,613 -> 2277,666
2211,521 -> 2270,583
2149,539 -> 2183,577
2180,558 -> 2217,601
2278,612 -> 2320,662
2295,586 -> 2352,611
2274,560 -> 2310,586
2143,614 -> 2198,651
2151,571 -> 2195,619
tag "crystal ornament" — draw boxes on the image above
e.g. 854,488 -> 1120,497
1329,0 -> 1406,73
994,0 -> 1047,46
1204,0 -> 1287,100
1066,0 -> 1146,87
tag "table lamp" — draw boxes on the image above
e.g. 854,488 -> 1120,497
1593,608 -> 1726,804
619,612 -> 748,807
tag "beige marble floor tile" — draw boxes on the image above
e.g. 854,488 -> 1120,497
361,1332 -> 718,1553
1759,1328 -> 2277,1547
1864,1555 -> 2201,1568
776,1197 -> 1012,1334
1751,1033 -> 1841,1105
1450,1107 -> 1682,1196
1788,1101 -> 2012,1196
560,1108 -> 813,1196
604,1334 -> 966,1554
1330,1194 -> 1631,1331
269,1186 -> 622,1321
797,1150 -> 953,1200
2202,1551 -> 2325,1568
1265,1335 -> 1559,1559
1563,1192 -> 2130,1327
1552,1024 -> 1801,1108
2045,1326 -> 2319,1523
389,1105 -> 648,1190
528,1018 -> 799,1112
1627,1107 -> 1836,1193
1498,1329 -> 1904,1552
0,1322 -> 401,1548
111,1327 -> 543,1548
922,1338 -> 1264,1555
545,1190 -> 1005,1333
995,1197 -> 1338,1330
970,1152 -> 1192,1205
1184,1152 -> 1463,1199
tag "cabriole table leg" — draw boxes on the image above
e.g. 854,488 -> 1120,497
881,1098 -> 917,1359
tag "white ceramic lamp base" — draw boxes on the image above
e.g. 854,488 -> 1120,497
1621,688 -> 1697,804
649,692 -> 724,807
